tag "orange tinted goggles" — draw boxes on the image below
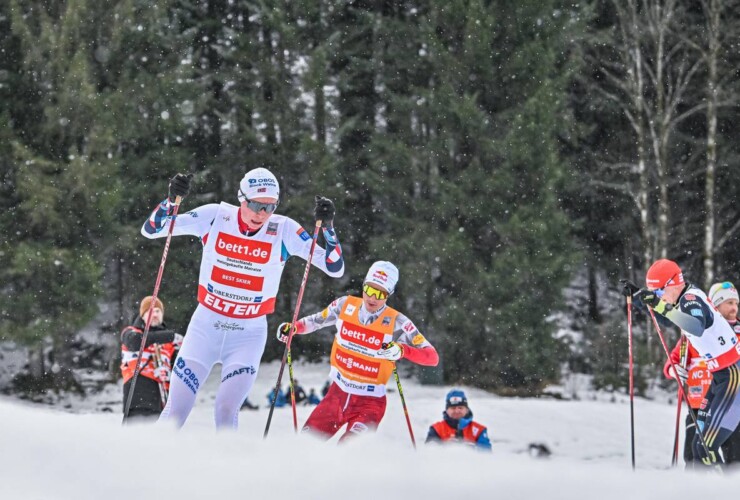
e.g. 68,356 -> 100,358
363,284 -> 388,300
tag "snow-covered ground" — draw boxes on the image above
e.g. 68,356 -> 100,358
1,361 -> 735,499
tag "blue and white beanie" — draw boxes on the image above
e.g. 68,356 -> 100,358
445,389 -> 468,408
238,168 -> 280,202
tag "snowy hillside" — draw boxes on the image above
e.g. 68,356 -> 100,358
1,361 -> 735,499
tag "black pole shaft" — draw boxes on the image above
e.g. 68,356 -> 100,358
626,296 -> 636,470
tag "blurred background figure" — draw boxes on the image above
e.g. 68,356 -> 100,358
307,388 -> 321,406
120,296 -> 183,420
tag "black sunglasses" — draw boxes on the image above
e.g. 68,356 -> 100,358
239,189 -> 279,213
245,200 -> 278,213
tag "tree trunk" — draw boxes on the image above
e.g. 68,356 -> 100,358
703,0 -> 720,289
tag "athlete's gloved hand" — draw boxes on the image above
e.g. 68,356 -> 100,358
168,173 -> 194,202
634,288 -> 662,308
173,334 -> 184,349
276,322 -> 293,343
314,196 -> 335,227
152,365 -> 169,382
696,447 -> 719,466
377,342 -> 404,361
620,279 -> 640,298
667,364 -> 689,384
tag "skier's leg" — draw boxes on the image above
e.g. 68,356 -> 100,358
338,394 -> 387,443
720,424 -> 740,466
213,318 -> 267,429
158,307 -> 219,428
694,363 -> 740,466
159,358 -> 210,428
302,383 -> 347,440
683,411 -> 697,466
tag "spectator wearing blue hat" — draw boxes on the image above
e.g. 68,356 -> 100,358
426,389 -> 491,451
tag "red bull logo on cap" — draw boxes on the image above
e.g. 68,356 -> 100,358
373,270 -> 388,282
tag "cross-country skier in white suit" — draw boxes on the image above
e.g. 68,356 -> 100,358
141,168 -> 344,429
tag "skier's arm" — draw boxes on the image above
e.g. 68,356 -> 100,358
141,201 -> 218,239
425,426 -> 443,444
475,428 -> 493,451
121,327 -> 182,350
283,219 -> 344,278
293,297 -> 346,335
661,295 -> 713,337
401,344 -> 439,366
662,340 -> 683,378
394,314 -> 439,366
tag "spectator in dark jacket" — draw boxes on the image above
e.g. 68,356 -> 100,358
267,387 -> 287,408
121,296 -> 183,420
292,379 -> 307,404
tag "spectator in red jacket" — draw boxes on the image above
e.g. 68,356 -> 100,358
426,389 -> 491,451
121,296 -> 183,420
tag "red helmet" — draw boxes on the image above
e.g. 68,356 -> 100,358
646,259 -> 684,289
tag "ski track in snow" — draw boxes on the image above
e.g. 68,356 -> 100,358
1,361 -> 737,499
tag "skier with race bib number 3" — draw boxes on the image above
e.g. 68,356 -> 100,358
141,168 -> 344,430
626,259 -> 740,467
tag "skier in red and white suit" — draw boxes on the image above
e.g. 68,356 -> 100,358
663,334 -> 711,466
277,261 -> 439,441
141,168 -> 344,429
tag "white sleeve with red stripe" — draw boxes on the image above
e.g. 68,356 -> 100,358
141,201 -> 218,240
296,296 -> 347,335
281,218 -> 345,278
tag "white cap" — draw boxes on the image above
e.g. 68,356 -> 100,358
708,282 -> 739,307
238,168 -> 280,202
364,261 -> 399,294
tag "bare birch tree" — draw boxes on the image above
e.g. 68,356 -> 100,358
694,0 -> 740,288
588,0 -> 705,361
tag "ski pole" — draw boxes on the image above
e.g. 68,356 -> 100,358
287,347 -> 298,432
123,195 -> 183,423
646,308 -> 723,469
382,342 -> 416,449
393,365 -> 416,449
264,220 -> 322,438
626,294 -> 636,470
152,344 -> 168,409
671,335 -> 687,467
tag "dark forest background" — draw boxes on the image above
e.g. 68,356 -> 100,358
2,0 -> 740,399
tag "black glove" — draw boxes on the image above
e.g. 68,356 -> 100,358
619,279 -> 640,298
634,288 -> 661,308
168,173 -> 194,202
314,195 -> 335,227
